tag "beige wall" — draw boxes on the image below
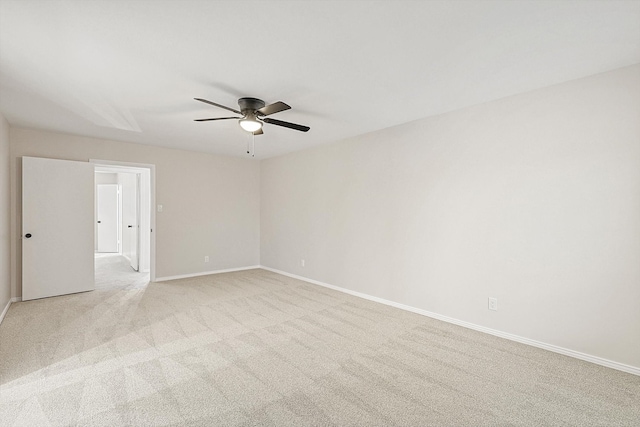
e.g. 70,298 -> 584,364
10,129 -> 260,297
261,64 -> 640,368
0,113 -> 10,312
95,172 -> 118,184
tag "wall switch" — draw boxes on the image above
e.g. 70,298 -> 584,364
488,297 -> 498,311
301,259 -> 305,267
157,204 -> 163,212
204,256 -> 209,263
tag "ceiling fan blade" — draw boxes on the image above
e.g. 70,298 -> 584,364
194,98 -> 241,115
258,101 -> 291,116
253,128 -> 264,136
263,117 -> 310,132
194,117 -> 240,121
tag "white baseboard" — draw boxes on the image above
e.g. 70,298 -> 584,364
260,266 -> 640,377
0,297 -> 20,326
154,265 -> 261,282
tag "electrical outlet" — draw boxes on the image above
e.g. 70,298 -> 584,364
488,297 -> 498,311
204,256 -> 209,263
157,204 -> 163,212
301,259 -> 305,267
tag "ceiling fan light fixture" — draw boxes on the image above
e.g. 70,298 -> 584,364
239,115 -> 263,133
195,97 -> 310,135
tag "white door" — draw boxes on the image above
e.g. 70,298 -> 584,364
121,173 -> 139,271
22,156 -> 95,301
97,184 -> 119,252
131,174 -> 140,271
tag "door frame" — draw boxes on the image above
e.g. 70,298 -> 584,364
91,159 -> 156,282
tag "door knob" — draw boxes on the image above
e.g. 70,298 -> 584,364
97,221 -> 101,223
127,225 -> 133,228
25,233 -> 32,238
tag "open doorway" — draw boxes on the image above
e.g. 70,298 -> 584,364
92,160 -> 155,289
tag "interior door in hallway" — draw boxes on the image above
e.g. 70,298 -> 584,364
22,156 -> 95,301
121,172 -> 139,271
97,184 -> 119,252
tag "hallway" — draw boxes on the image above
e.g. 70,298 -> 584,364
95,253 -> 149,290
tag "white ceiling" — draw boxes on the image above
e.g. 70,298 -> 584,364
1,1 -> 639,159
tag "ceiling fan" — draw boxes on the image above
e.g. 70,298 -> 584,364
194,97 -> 310,135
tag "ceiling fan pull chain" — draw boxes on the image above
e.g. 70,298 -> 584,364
252,132 -> 256,158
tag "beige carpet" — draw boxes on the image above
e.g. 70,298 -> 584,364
0,264 -> 638,426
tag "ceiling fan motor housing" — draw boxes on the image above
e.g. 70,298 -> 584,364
238,97 -> 266,114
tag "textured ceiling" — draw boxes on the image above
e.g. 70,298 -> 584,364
1,0 -> 639,159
